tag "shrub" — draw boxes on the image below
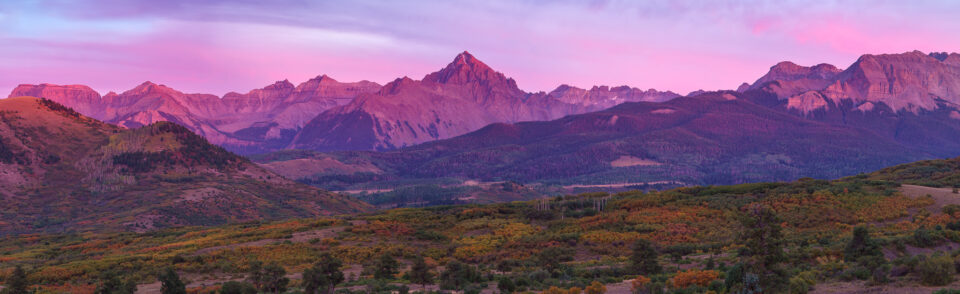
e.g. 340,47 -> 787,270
919,254 -> 956,286
945,204 -> 960,216
497,277 -> 516,294
788,271 -> 816,294
219,281 -> 257,294
585,281 -> 606,294
671,269 -> 719,288
912,227 -> 943,247
631,276 -> 651,294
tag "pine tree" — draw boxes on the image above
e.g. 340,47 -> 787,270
629,239 -> 662,275
407,255 -> 435,292
261,263 -> 289,294
735,204 -> 787,292
95,270 -> 136,294
497,277 -> 516,294
303,253 -> 345,294
1,266 -> 29,294
247,261 -> 265,291
373,253 -> 400,280
845,226 -> 882,261
158,268 -> 186,294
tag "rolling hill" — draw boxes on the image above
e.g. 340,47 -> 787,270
257,91 -> 931,194
0,97 -> 371,234
4,155 -> 960,293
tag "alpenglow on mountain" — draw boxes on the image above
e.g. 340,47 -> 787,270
9,52 -> 679,154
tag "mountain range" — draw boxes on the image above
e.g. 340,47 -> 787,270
252,51 -> 960,195
0,97 -> 370,233
9,51 -> 678,154
7,50 -> 960,198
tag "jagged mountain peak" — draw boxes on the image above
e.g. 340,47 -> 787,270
422,51 -> 515,87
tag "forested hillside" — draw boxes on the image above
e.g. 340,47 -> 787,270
5,157 -> 960,293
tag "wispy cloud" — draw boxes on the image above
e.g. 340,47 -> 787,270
2,0 -> 959,96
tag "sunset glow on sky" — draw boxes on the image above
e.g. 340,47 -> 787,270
2,0 -> 960,96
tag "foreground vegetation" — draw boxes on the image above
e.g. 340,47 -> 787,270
3,158 -> 960,293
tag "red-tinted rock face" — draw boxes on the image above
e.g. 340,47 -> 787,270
290,52 -> 679,151
547,84 -> 678,109
819,51 -> 960,112
746,51 -> 960,115
9,84 -> 105,117
8,77 -> 381,154
747,61 -> 841,98
8,51 -> 681,153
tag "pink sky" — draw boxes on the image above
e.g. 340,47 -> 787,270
2,0 -> 960,97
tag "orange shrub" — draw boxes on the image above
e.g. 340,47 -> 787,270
671,269 -> 719,288
585,281 -> 606,294
632,275 -> 651,291
544,286 -> 567,294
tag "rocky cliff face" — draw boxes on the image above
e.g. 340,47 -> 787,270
9,76 -> 381,154
289,52 -> 679,151
819,51 -> 960,112
745,61 -> 842,99
9,84 -> 105,117
748,51 -> 960,114
741,51 -> 960,156
547,84 -> 678,109
10,52 -> 674,154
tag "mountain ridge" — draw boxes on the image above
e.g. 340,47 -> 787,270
0,96 -> 371,234
9,51 -> 678,154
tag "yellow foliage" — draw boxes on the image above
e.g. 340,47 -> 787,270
632,275 -> 651,291
671,269 -> 719,288
585,281 -> 606,294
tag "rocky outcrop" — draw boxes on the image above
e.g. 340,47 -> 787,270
546,84 -> 678,109
9,84 -> 105,117
748,61 -> 841,99
289,51 -> 677,151
9,76 -> 381,154
10,51 -> 676,153
819,51 -> 960,112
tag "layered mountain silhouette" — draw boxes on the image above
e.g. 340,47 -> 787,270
743,51 -> 960,155
259,91 -> 928,188
9,50 -> 960,191
10,76 -> 381,154
289,52 -> 679,151
0,97 -> 370,233
257,51 -> 960,190
10,51 -> 678,154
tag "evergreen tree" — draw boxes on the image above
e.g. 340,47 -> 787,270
628,239 -> 662,275
736,204 -> 788,292
844,226 -> 889,284
95,270 -> 136,294
439,261 -> 479,291
1,266 -> 29,294
407,255 -> 435,291
261,263 -> 289,294
158,268 -> 186,294
373,253 -> 400,280
247,261 -> 265,291
303,253 -> 345,294
247,261 -> 289,294
497,277 -> 516,294
844,226 -> 882,261
219,281 -> 257,294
